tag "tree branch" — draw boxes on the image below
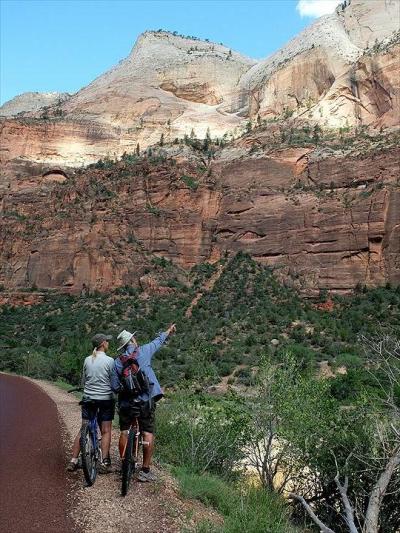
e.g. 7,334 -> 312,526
288,493 -> 336,533
363,444 -> 400,533
334,474 -> 359,533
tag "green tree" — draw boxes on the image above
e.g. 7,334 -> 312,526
313,124 -> 322,145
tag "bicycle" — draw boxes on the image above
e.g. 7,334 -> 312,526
68,388 -> 102,487
121,400 -> 142,496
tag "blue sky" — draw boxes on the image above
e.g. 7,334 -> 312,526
0,0 -> 339,104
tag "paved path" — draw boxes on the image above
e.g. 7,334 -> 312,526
0,373 -> 75,533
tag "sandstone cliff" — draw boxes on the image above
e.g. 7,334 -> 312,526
239,0 -> 400,127
0,0 -> 399,294
0,0 -> 399,169
1,131 -> 398,294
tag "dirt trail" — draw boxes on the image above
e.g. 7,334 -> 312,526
33,379 -> 219,533
185,264 -> 225,318
212,364 -> 246,393
0,373 -> 76,533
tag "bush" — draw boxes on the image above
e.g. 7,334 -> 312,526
181,175 -> 199,191
156,393 -> 249,477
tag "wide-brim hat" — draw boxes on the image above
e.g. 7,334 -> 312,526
117,329 -> 137,351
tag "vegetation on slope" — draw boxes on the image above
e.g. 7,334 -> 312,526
1,253 -> 399,532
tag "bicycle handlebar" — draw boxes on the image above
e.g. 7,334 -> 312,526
68,387 -> 83,393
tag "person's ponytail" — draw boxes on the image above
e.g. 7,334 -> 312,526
92,347 -> 97,359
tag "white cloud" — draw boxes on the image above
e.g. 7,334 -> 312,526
296,0 -> 340,18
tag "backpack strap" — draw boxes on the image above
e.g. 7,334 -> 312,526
120,351 -> 140,376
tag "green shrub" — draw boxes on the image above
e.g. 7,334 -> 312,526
181,175 -> 199,191
156,393 -> 249,477
174,467 -> 297,533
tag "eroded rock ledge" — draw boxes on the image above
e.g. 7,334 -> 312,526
1,139 -> 398,295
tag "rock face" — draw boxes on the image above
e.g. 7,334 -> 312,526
62,31 -> 254,132
0,92 -> 70,117
239,0 -> 400,127
0,138 -> 398,294
214,145 -> 400,292
0,159 -> 222,292
0,0 -> 399,294
0,0 -> 399,169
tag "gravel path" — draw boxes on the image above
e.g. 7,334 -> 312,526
33,379 -> 220,533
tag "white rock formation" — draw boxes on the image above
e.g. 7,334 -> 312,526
0,0 -> 399,168
0,92 -> 70,117
60,31 -> 255,141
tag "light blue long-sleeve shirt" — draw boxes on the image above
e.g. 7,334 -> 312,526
111,331 -> 168,403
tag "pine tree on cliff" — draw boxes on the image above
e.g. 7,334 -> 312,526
136,143 -> 140,156
313,124 -> 321,145
203,127 -> 211,151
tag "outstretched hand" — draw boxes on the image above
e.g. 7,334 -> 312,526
167,323 -> 176,336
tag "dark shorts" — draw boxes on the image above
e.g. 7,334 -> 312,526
119,401 -> 156,433
81,398 -> 115,423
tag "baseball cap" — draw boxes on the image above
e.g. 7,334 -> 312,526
91,333 -> 113,349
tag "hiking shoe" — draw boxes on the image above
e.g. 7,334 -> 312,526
103,457 -> 111,467
138,470 -> 157,482
98,461 -> 112,474
67,461 -> 79,472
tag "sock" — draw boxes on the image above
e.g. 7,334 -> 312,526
142,466 -> 150,473
71,457 -> 79,464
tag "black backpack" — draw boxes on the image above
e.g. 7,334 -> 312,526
119,352 -> 150,397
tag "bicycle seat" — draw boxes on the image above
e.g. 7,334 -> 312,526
79,397 -> 97,406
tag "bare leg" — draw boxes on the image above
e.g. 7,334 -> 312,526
100,421 -> 112,459
142,431 -> 154,468
71,431 -> 80,459
119,431 -> 128,458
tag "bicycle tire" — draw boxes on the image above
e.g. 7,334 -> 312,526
121,429 -> 136,496
80,423 -> 97,486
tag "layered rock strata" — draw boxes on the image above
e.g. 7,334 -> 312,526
1,139 -> 398,294
1,0 -> 399,169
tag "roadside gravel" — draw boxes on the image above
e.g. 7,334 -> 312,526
33,379 -> 221,533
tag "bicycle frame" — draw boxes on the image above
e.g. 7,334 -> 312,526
80,400 -> 102,486
68,388 -> 102,486
121,415 -> 142,496
87,414 -> 102,461
126,417 -> 140,460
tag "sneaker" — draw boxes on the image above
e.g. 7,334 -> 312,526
103,457 -> 111,467
67,461 -> 79,472
98,461 -> 112,474
137,470 -> 157,482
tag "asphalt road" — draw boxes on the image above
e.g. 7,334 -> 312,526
0,373 -> 75,532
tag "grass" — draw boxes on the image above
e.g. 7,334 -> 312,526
54,379 -> 83,401
173,467 -> 299,533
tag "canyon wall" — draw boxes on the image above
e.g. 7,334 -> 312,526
1,140 -> 398,294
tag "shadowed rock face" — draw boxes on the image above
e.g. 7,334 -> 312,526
0,140 -> 398,295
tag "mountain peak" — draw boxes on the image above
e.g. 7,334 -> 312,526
128,29 -> 255,65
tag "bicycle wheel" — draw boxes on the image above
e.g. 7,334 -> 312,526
121,429 -> 137,496
80,423 -> 97,486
